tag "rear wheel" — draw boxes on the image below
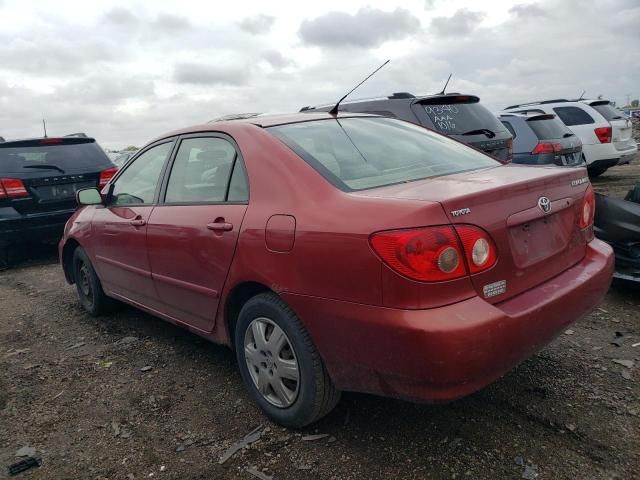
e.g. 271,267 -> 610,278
235,292 -> 340,428
72,247 -> 114,316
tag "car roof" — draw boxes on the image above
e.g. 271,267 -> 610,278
303,92 -> 480,111
153,112 -> 381,143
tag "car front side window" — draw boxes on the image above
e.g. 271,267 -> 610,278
110,142 -> 173,205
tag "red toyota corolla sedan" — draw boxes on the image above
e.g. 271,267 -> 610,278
59,113 -> 614,427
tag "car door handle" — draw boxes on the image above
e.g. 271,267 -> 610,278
129,218 -> 146,227
206,221 -> 233,232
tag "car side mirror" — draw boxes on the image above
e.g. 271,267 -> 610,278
77,188 -> 103,206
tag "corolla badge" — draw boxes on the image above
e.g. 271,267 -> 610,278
538,196 -> 551,213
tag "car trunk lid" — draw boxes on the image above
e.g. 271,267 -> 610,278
357,165 -> 591,303
589,101 -> 635,151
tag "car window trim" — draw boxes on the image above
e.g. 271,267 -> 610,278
157,131 -> 250,206
104,138 -> 177,208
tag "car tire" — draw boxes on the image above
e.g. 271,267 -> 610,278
235,292 -> 341,428
72,247 -> 114,316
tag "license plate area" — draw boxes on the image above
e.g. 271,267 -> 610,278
33,181 -> 95,201
509,212 -> 573,268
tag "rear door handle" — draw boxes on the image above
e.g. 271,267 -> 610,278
206,221 -> 233,232
130,218 -> 146,227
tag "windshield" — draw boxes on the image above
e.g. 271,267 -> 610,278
0,141 -> 112,174
422,102 -> 506,135
269,117 -> 499,191
591,103 -> 627,121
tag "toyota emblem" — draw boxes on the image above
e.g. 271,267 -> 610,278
538,196 -> 551,213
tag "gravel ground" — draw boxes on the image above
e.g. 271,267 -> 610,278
1,162 -> 639,480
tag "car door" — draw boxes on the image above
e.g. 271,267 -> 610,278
146,134 -> 249,332
91,140 -> 174,305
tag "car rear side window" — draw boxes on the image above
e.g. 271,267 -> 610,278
553,106 -> 595,126
501,120 -> 517,138
111,142 -> 172,205
269,117 -> 498,191
164,137 -> 247,203
590,103 -> 626,121
527,118 -> 570,139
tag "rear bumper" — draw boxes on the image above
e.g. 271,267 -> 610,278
283,239 -> 614,402
0,209 -> 75,246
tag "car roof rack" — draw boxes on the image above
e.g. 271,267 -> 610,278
388,92 -> 415,99
505,99 -> 570,109
209,113 -> 262,122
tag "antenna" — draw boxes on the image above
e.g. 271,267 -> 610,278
578,90 -> 586,100
42,119 -> 48,138
438,73 -> 452,95
329,60 -> 390,115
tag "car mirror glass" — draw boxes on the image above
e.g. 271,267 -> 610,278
77,188 -> 103,206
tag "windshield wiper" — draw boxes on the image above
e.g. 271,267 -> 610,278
461,128 -> 496,138
563,132 -> 575,138
23,165 -> 65,174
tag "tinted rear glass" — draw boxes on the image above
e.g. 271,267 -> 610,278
501,120 -> 517,138
527,118 -> 570,139
553,106 -> 594,126
269,117 -> 499,191
422,101 -> 506,135
0,140 -> 112,174
591,103 -> 626,121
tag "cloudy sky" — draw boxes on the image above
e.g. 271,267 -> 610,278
0,0 -> 638,149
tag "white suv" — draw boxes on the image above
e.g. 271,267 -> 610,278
503,99 -> 637,177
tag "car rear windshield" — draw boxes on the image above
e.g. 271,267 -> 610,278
421,99 -> 506,135
0,139 -> 112,174
552,106 -> 595,126
527,117 -> 571,140
269,117 -> 499,191
590,103 -> 627,121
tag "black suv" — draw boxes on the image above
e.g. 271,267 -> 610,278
0,135 -> 115,261
301,92 -> 513,161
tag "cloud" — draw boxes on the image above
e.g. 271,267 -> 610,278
509,3 -> 549,18
172,62 -> 250,85
261,50 -> 293,69
237,14 -> 275,34
102,7 -> 139,27
153,14 -> 191,31
299,7 -> 421,48
430,9 -> 485,37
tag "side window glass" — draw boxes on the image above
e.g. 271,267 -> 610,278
111,142 -> 172,205
501,121 -> 516,138
165,137 -> 242,203
553,107 -> 595,126
227,161 -> 249,202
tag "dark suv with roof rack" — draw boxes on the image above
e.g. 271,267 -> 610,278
301,92 -> 513,161
0,135 -> 116,263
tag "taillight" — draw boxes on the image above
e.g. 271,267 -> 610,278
0,178 -> 29,198
454,225 -> 498,274
370,225 -> 497,282
594,126 -> 612,144
39,138 -> 64,144
579,184 -> 595,229
531,142 -> 562,154
506,137 -> 513,161
98,166 -> 118,188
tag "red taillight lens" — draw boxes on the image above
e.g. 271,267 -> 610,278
454,225 -> 498,274
579,185 -> 595,229
98,166 -> 118,188
531,142 -> 562,154
0,178 -> 29,198
370,225 -> 497,282
594,126 -> 612,144
39,138 -> 64,144
370,226 -> 466,281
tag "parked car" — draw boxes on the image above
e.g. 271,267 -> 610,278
503,99 -> 638,176
301,92 -> 513,161
0,136 -> 116,262
60,113 -> 613,428
497,113 -> 583,166
594,180 -> 640,282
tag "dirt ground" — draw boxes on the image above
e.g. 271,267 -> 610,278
1,163 -> 639,480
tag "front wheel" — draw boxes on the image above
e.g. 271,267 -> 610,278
235,292 -> 340,428
72,247 -> 114,316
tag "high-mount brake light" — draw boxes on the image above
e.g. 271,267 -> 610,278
99,166 -> 118,188
0,178 -> 29,198
370,225 -> 498,282
594,126 -> 612,144
579,184 -> 595,230
39,138 -> 64,144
